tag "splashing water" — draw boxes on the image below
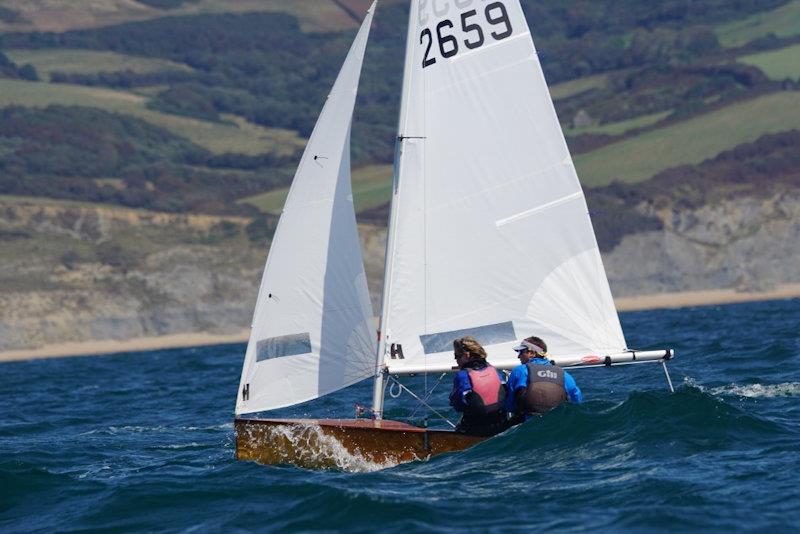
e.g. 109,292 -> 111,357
710,382 -> 800,398
249,422 -> 402,473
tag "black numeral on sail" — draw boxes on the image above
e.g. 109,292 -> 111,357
486,2 -> 512,40
436,19 -> 459,58
421,28 -> 436,68
421,2 -> 514,68
461,10 -> 484,50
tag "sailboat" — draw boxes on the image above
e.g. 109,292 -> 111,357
234,0 -> 675,469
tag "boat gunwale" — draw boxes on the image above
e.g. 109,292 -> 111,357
234,417 -> 478,437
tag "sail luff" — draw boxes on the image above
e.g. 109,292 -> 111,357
371,0 -> 421,418
235,4 -> 377,416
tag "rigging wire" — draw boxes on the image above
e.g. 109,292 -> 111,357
387,375 -> 456,429
409,372 -> 448,420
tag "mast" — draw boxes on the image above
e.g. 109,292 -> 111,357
372,0 -> 420,419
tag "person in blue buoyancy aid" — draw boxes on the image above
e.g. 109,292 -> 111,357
506,336 -> 583,425
449,336 -> 508,437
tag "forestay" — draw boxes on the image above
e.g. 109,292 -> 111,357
236,4 -> 377,415
379,0 -> 626,375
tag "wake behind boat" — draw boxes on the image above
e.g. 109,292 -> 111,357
234,0 -> 674,469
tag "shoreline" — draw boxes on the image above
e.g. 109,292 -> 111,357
613,283 -> 800,312
2,284 -> 800,363
0,330 -> 250,363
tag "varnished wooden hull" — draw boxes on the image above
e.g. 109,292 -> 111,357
235,418 -> 485,470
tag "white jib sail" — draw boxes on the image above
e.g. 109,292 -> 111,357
236,3 -> 377,415
380,0 -> 626,375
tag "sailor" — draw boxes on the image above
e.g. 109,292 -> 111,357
506,336 -> 583,425
449,336 -> 508,437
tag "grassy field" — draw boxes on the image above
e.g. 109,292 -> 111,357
573,91 -> 800,186
715,0 -> 800,48
6,49 -> 193,81
738,43 -> 800,81
240,164 -> 392,214
550,74 -> 608,101
0,79 -> 305,156
566,110 -> 672,136
0,0 -> 368,33
180,0 -> 365,32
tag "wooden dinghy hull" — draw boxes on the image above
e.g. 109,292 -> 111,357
235,418 -> 485,469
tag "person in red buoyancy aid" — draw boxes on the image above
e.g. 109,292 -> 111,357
449,336 -> 508,437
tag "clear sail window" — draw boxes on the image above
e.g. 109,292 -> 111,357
419,321 -> 516,354
256,333 -> 312,361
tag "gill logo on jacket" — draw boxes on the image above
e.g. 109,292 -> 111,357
537,369 -> 558,380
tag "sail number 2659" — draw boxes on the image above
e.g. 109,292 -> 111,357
420,2 -> 512,68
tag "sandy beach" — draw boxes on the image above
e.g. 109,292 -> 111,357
2,284 -> 800,363
613,283 -> 800,312
0,330 -> 250,363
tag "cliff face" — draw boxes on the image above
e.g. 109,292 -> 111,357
0,198 -> 263,351
604,190 -> 800,295
1,192 -> 799,352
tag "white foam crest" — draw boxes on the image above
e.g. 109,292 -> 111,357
182,423 -> 234,431
259,423 -> 402,473
156,442 -> 204,450
710,382 -> 800,398
682,376 -> 704,391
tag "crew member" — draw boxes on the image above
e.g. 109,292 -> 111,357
449,336 -> 508,437
505,336 -> 583,425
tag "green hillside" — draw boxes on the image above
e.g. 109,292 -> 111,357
550,74 -> 608,101
715,0 -> 800,48
0,0 -> 369,33
241,165 -> 393,215
0,0 -> 798,233
0,79 -> 304,155
739,43 -> 800,81
5,49 -> 193,80
574,92 -> 800,186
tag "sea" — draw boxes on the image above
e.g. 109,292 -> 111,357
2,298 -> 799,532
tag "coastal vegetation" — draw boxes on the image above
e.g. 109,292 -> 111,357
0,0 -> 798,248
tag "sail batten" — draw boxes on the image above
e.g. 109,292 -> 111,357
235,5 -> 377,416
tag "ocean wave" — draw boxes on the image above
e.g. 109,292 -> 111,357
446,385 -> 789,470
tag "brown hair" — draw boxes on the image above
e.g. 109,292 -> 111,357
453,336 -> 487,361
525,336 -> 547,354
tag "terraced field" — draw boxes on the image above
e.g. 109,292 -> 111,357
550,74 -> 608,101
0,79 -> 305,155
5,49 -> 193,81
715,0 -> 800,48
0,0 -> 371,33
566,110 -> 672,136
573,91 -> 800,186
739,43 -> 800,81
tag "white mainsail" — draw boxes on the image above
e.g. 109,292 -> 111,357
378,0 -> 626,376
235,3 -> 377,415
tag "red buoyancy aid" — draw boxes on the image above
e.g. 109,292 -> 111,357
466,366 -> 505,414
